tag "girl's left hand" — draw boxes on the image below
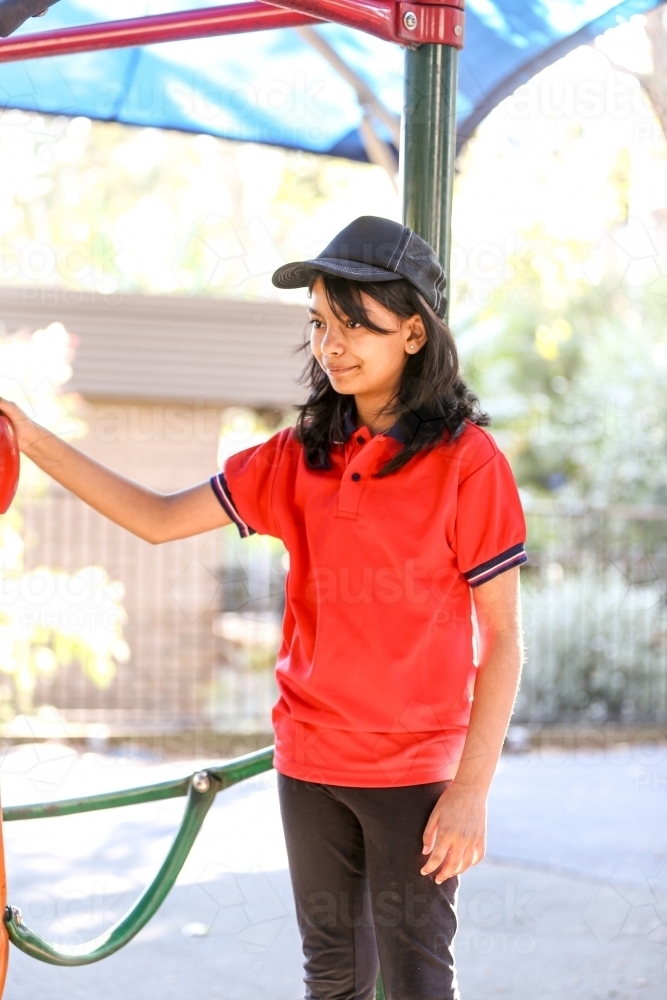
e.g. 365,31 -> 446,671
420,783 -> 487,883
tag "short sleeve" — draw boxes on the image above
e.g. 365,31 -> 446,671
210,429 -> 290,540
454,450 -> 527,587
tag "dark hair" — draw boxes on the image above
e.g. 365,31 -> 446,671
295,272 -> 489,477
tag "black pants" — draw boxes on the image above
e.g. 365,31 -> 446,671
277,774 -> 459,1000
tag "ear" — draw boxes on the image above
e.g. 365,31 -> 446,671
404,314 -> 427,355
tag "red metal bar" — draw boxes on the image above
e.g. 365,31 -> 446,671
266,0 -> 464,46
272,0 -> 393,39
0,3 -> 321,63
0,0 -> 464,63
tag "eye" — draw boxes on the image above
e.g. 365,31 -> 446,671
346,319 -> 361,329
310,319 -> 324,329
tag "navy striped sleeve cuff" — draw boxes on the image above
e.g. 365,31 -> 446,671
464,543 -> 528,587
210,473 -> 256,539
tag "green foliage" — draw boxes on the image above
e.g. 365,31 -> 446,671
462,227 -> 667,503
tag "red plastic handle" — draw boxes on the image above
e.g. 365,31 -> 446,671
0,414 -> 19,514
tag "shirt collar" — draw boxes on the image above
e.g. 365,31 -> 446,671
342,405 -> 446,446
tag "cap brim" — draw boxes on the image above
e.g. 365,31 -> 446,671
272,257 -> 404,289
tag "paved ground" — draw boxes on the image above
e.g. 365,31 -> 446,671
1,740 -> 666,999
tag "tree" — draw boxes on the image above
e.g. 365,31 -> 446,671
463,227 -> 667,504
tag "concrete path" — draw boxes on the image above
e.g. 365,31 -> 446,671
1,740 -> 666,1000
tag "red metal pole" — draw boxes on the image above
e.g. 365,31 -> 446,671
0,0 -> 464,63
270,0 -> 464,46
0,3 -> 321,63
274,0 -> 394,40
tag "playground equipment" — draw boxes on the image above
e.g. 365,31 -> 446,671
0,747 -> 276,992
1,747 -> 275,964
0,416 -> 19,515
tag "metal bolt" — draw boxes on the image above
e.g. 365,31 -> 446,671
403,11 -> 418,30
453,23 -> 463,36
192,771 -> 210,793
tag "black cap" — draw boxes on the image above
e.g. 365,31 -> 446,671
271,216 -> 447,318
0,1 -> 61,39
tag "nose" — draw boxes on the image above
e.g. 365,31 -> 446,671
320,324 -> 345,357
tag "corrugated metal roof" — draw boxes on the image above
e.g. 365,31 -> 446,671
0,286 -> 309,407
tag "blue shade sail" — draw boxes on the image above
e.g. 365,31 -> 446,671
0,0 -> 663,159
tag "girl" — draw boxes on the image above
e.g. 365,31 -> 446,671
1,215 -> 526,1000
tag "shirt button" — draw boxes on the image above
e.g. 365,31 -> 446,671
351,472 -> 361,481
356,435 -> 364,444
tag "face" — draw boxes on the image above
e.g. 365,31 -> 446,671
309,278 -> 426,401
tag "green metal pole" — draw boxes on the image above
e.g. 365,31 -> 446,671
402,42 -> 459,317
3,748 -> 275,966
375,42 -> 458,1000
5,775 -> 221,966
3,745 -> 275,823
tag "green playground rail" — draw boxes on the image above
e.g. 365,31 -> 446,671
2,746 -> 275,967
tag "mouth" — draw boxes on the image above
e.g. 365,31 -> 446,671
325,365 -> 359,376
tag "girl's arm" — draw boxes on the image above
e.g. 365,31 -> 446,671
421,566 -> 523,882
0,398 -> 232,543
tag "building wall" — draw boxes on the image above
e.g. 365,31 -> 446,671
0,285 -> 309,407
77,399 -> 225,491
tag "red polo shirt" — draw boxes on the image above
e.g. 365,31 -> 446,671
211,417 -> 526,787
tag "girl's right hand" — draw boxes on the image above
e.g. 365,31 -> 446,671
0,398 -> 41,453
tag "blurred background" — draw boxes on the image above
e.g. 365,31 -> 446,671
2,10 -> 667,752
